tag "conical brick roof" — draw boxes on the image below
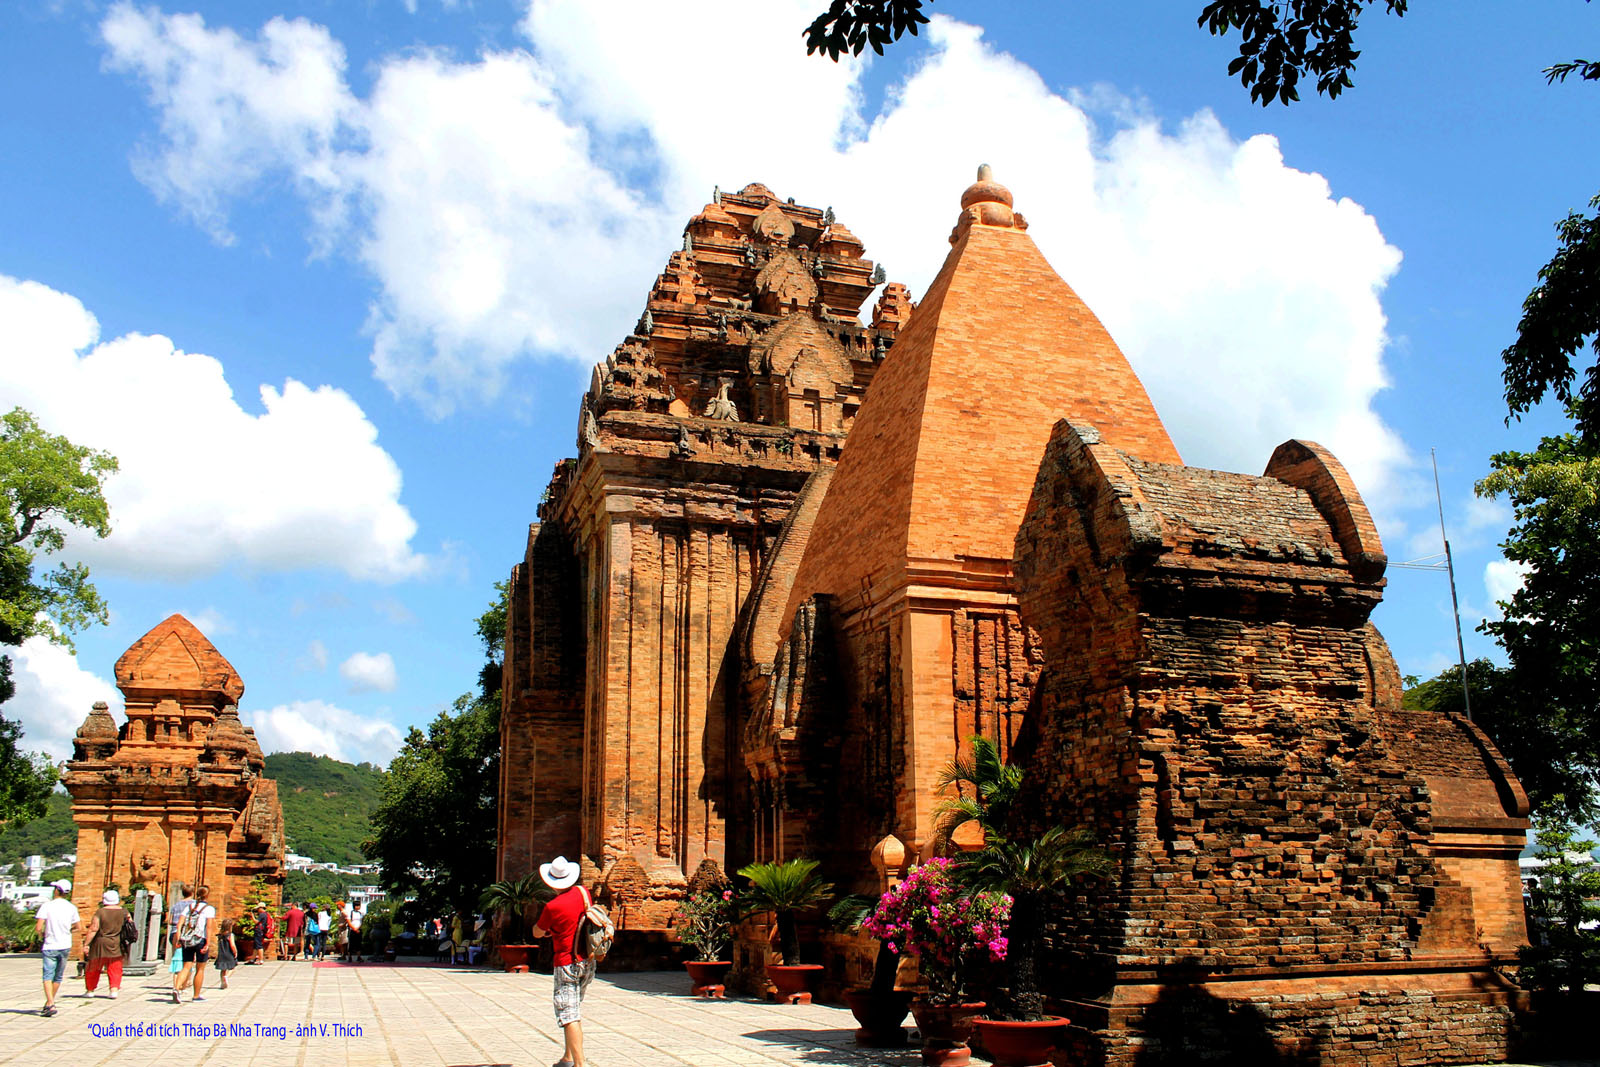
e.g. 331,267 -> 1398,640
782,167 -> 1180,628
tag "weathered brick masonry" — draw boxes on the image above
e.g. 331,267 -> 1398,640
501,170 -> 1530,1062
64,614 -> 285,948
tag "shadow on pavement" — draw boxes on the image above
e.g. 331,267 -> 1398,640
743,1028 -> 926,1065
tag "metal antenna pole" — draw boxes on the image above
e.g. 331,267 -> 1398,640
1432,449 -> 1472,720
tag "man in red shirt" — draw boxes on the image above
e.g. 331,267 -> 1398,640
283,902 -> 305,961
531,856 -> 594,1067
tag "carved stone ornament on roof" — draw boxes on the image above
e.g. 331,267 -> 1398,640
703,379 -> 739,421
673,423 -> 696,458
751,201 -> 796,245
754,251 -> 818,316
581,405 -> 600,449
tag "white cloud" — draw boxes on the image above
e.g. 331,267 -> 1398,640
4,638 -> 121,763
182,607 -> 233,636
100,2 -> 1409,503
0,274 -> 426,581
247,698 -> 402,766
1484,558 -> 1530,612
372,597 -> 416,625
339,650 -> 397,692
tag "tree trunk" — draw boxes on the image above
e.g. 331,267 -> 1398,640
1006,893 -> 1045,1020
777,911 -> 800,966
870,939 -> 898,995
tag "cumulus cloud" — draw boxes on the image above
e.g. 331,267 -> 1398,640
100,1 -> 1408,501
0,274 -> 426,581
339,650 -> 397,692
247,698 -> 402,766
1484,559 -> 1530,613
4,638 -> 121,763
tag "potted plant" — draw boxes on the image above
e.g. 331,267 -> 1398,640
937,736 -> 1110,1067
830,894 -> 914,1046
866,857 -> 1010,1066
479,873 -> 547,972
672,887 -> 737,997
736,857 -> 834,1004
236,905 -> 259,963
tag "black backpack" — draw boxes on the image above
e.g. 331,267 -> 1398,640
119,913 -> 139,950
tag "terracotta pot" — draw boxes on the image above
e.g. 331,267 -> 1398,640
238,939 -> 257,962
972,1015 -> 1069,1067
766,962 -> 824,1004
845,988 -> 913,1046
910,999 -> 986,1067
684,960 -> 733,998
498,943 -> 536,972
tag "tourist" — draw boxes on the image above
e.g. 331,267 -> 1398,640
215,919 -> 237,988
82,888 -> 129,999
304,902 -> 322,960
283,900 -> 305,960
532,856 -> 596,1067
315,903 -> 333,960
34,879 -> 80,1017
251,902 -> 271,964
172,885 -> 216,1003
347,899 -> 364,961
449,912 -> 463,964
167,882 -> 194,1002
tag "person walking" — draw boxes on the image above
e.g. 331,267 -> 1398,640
168,882 -> 194,1002
82,888 -> 129,999
215,919 -> 238,988
314,903 -> 332,960
34,879 -> 80,1017
347,899 -> 364,961
251,902 -> 271,964
172,885 -> 216,1003
531,856 -> 597,1067
283,900 -> 305,960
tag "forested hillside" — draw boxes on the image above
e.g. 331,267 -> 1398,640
265,752 -> 382,865
0,792 -> 75,872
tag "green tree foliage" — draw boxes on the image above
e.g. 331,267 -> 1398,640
0,790 -> 75,872
283,869 -> 363,905
0,407 -> 118,648
1473,429 -> 1600,822
806,1 -> 1409,105
1402,660 -> 1596,824
364,584 -> 507,917
264,752 -> 383,864
1,407 -> 116,830
1519,818 -> 1600,995
1502,199 -> 1600,444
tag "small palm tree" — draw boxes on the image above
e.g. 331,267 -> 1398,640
737,858 -> 835,965
478,873 -> 549,944
932,735 -> 1022,848
959,825 -> 1111,1020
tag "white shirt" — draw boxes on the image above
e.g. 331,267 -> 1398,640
38,897 -> 80,952
184,902 -> 215,943
348,907 -> 362,931
317,910 -> 332,930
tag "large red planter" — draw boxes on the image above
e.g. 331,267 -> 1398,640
498,944 -> 536,972
766,963 -> 824,1004
684,960 -> 732,998
911,999 -> 986,1067
972,1016 -> 1069,1067
845,988 -> 913,1046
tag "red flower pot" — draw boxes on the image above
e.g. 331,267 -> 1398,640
845,988 -> 913,1046
684,960 -> 732,998
766,963 -> 824,1004
498,944 -> 536,972
911,999 -> 986,1067
972,1015 -> 1069,1067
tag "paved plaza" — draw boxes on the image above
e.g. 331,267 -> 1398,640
3,955 -> 1594,1067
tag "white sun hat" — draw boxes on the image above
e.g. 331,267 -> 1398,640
102,889 -> 120,906
51,878 -> 72,894
539,855 -> 580,890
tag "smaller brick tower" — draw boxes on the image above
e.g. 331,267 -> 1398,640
64,614 -> 284,945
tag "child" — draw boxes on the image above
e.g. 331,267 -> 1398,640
216,919 -> 238,989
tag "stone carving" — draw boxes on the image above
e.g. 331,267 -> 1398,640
703,380 -> 739,421
673,423 -> 695,457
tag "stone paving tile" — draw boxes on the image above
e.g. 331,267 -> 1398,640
4,956 -> 1594,1067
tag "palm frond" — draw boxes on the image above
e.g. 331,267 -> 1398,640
736,858 -> 835,913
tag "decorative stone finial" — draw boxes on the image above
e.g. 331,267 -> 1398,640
871,263 -> 887,286
958,163 -> 1018,230
683,231 -> 693,253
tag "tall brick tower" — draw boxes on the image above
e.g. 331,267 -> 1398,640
499,185 -> 904,925
64,614 -> 285,940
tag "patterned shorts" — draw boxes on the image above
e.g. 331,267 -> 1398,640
552,960 -> 596,1026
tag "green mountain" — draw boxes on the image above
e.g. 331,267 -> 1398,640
0,792 -> 76,873
265,751 -> 383,865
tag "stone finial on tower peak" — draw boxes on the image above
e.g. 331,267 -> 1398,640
958,162 -> 1020,230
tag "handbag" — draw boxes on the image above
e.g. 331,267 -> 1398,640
119,912 -> 139,950
570,886 -> 614,963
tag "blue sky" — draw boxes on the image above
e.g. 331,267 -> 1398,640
2,0 -> 1595,768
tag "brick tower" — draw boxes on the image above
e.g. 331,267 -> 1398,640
64,614 -> 285,941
